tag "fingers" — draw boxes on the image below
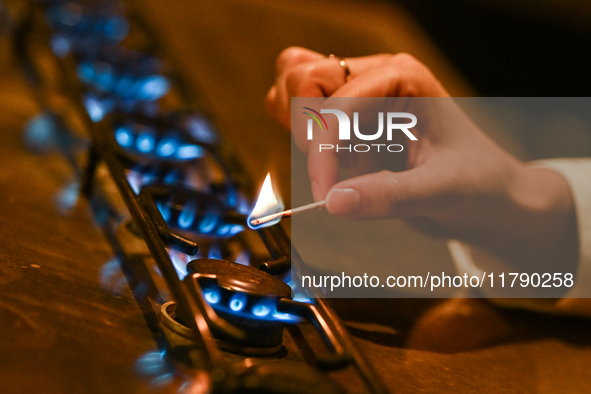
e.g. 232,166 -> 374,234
325,162 -> 457,220
308,142 -> 340,201
305,99 -> 342,200
265,48 -> 353,134
267,48 -> 452,205
267,51 -> 448,147
275,46 -> 324,76
266,47 -> 324,124
275,62 -> 349,131
303,71 -> 420,199
334,53 -> 448,98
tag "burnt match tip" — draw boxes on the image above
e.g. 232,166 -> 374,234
250,219 -> 260,226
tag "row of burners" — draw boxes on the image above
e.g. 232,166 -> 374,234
23,0 -> 310,352
15,1 -> 386,392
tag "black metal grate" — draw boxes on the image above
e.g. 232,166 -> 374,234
13,1 -> 387,392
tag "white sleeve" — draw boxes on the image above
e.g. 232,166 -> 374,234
448,158 -> 591,317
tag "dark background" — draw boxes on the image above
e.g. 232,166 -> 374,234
394,0 -> 591,96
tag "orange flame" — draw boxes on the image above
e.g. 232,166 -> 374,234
248,173 -> 284,228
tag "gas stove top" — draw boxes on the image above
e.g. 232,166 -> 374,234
10,1 -> 387,392
6,1 -> 591,393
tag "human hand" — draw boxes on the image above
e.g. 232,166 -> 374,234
266,47 -> 577,272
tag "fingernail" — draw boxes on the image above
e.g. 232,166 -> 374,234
326,188 -> 361,215
312,181 -> 322,201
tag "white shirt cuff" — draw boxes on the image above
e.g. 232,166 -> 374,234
448,158 -> 591,316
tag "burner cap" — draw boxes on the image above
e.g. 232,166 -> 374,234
187,259 -> 290,299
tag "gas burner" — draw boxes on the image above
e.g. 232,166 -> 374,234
110,115 -> 207,165
140,185 -> 244,251
46,2 -> 129,58
82,90 -> 162,122
125,163 -> 188,192
44,1 -> 126,31
76,50 -> 170,102
180,112 -> 219,145
70,45 -> 172,122
160,258 -> 292,355
187,258 -> 291,301
16,1 -> 389,391
99,111 -> 229,197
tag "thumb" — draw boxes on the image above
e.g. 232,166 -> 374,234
325,165 -> 449,219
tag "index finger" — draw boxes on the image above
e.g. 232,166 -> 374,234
275,47 -> 325,76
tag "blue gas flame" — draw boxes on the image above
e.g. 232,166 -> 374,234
141,168 -> 158,186
156,137 -> 178,157
134,350 -> 175,388
229,294 -> 246,312
136,131 -> 156,153
126,170 -> 142,194
23,113 -> 58,153
176,144 -> 204,160
178,204 -> 196,229
293,297 -> 312,303
104,16 -> 130,41
83,95 -> 113,122
163,169 -> 181,184
137,75 -> 170,100
94,64 -> 115,92
185,116 -> 218,144
168,250 -> 189,279
157,201 -> 171,222
252,301 -> 272,317
203,288 -> 220,305
198,214 -> 218,234
216,224 -> 231,236
115,126 -> 134,147
115,76 -> 136,98
207,243 -> 222,259
228,225 -> 244,236
50,34 -> 71,58
235,250 -> 250,265
209,296 -> 301,322
99,258 -> 129,296
135,351 -> 167,376
53,181 -> 80,214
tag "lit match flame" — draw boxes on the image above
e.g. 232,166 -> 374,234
247,173 -> 284,229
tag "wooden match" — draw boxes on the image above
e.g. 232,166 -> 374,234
250,200 -> 326,227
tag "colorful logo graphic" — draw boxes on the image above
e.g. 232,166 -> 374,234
302,107 -> 328,132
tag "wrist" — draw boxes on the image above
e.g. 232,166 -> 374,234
507,164 -> 578,272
